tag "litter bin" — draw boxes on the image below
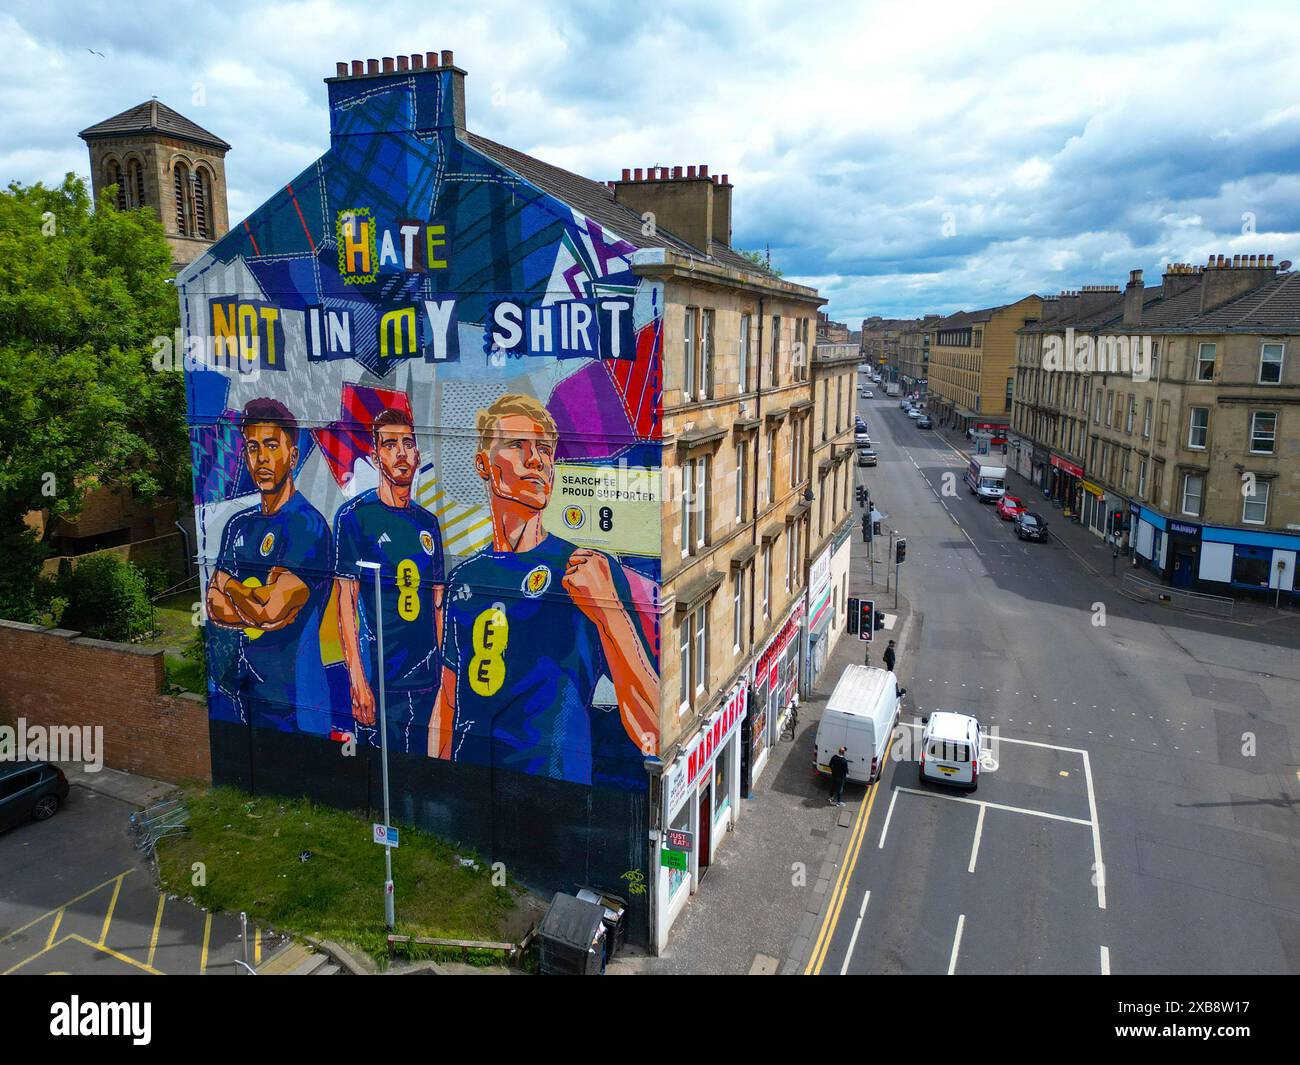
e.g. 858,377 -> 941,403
538,892 -> 607,975
576,887 -> 628,961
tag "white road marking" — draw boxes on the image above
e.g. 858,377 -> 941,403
878,786 -> 900,850
947,914 -> 966,975
894,786 -> 1093,826
840,890 -> 872,976
1100,944 -> 1111,975
1082,748 -> 1106,910
968,804 -> 986,873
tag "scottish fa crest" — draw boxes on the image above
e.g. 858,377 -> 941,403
259,532 -> 276,556
522,565 -> 551,598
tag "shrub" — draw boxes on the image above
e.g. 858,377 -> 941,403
60,553 -> 154,641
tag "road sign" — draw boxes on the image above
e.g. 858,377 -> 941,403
661,848 -> 688,871
373,823 -> 399,848
665,829 -> 694,853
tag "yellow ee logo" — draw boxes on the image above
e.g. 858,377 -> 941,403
396,559 -> 420,622
240,577 -> 264,640
468,606 -> 508,697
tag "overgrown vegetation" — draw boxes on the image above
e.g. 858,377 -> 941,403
53,553 -> 154,640
156,787 -> 525,965
0,174 -> 185,623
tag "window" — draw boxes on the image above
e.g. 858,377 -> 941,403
1249,411 -> 1277,454
835,376 -> 843,433
1242,479 -> 1269,525
106,160 -> 126,210
735,441 -> 748,523
681,458 -> 694,557
1142,398 -> 1152,439
683,308 -> 696,399
762,544 -> 771,619
1259,342 -> 1284,384
821,379 -> 828,441
1093,390 -> 1102,425
1105,391 -> 1114,427
770,316 -> 781,386
738,314 -> 751,393
1004,377 -> 1013,411
1180,472 -> 1203,517
1188,407 -> 1209,449
1152,461 -> 1164,507
785,529 -> 793,592
732,571 -> 744,651
1158,400 -> 1170,445
700,309 -> 715,400
1137,458 -> 1147,498
194,168 -> 212,239
678,619 -> 690,711
695,457 -> 709,550
1121,448 -> 1131,490
1126,395 -> 1136,434
173,162 -> 191,236
765,429 -> 776,503
1196,342 -> 1216,382
693,605 -> 708,694
127,158 -> 145,208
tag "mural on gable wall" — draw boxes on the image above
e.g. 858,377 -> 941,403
179,64 -> 662,927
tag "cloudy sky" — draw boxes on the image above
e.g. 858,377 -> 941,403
7,0 -> 1300,322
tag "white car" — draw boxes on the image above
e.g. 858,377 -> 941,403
906,407 -> 922,419
863,389 -> 874,399
919,712 -> 981,790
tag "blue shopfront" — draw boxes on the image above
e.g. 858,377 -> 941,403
1196,526 -> 1299,600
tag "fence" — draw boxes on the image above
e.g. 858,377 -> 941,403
1120,573 -> 1235,619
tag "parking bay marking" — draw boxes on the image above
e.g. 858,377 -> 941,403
839,890 -> 872,976
948,914 -> 966,975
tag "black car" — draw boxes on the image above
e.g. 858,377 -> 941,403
916,415 -> 933,429
0,761 -> 69,833
1014,512 -> 1048,542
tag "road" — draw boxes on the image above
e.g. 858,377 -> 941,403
806,384 -> 1300,975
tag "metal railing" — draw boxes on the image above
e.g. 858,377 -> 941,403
130,797 -> 190,855
1120,572 -> 1234,619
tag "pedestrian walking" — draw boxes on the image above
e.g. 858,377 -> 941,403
829,746 -> 849,806
883,639 -> 896,674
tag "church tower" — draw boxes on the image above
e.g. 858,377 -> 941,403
79,99 -> 231,269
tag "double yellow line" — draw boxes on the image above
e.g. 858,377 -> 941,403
804,735 -> 895,975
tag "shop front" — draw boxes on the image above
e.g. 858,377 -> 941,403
805,540 -> 836,690
1165,520 -> 1202,588
1049,454 -> 1084,517
1082,479 -> 1106,536
1007,434 -> 1033,480
744,601 -> 804,795
1194,526 -> 1299,601
1031,446 -> 1051,496
656,679 -> 747,953
1130,503 -> 1167,577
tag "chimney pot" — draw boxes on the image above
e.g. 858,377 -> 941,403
397,55 -> 409,71
367,58 -> 380,74
712,174 -> 719,184
351,60 -> 365,76
442,50 -> 454,67
672,166 -> 683,179
336,62 -> 349,78
686,165 -> 696,179
621,168 -> 631,181
722,173 -> 729,185
700,164 -> 709,178
1268,254 -> 1275,266
634,168 -> 643,181
383,56 -> 395,73
426,51 -> 438,68
411,53 -> 424,69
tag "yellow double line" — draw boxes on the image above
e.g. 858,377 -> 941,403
804,735 -> 895,975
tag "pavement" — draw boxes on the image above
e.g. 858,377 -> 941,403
0,769 -> 273,975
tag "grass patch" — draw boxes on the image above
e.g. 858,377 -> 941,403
140,591 -> 201,652
156,786 -> 522,965
163,652 -> 205,694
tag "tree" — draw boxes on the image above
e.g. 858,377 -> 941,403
738,246 -> 783,278
0,174 -> 185,621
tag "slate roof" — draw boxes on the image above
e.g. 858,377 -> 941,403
1182,271 -> 1300,332
79,100 -> 231,151
467,132 -> 782,282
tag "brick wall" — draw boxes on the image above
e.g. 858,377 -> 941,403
0,620 -> 210,784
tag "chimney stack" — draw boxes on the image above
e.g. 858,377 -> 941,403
328,50 -> 468,143
1199,252 -> 1280,313
1123,269 -> 1145,326
611,163 -> 730,254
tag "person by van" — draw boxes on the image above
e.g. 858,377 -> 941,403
829,746 -> 849,806
883,640 -> 896,673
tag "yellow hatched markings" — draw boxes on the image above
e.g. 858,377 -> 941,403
45,908 -> 64,950
62,934 -> 164,975
146,893 -> 166,969
98,872 -> 126,946
254,925 -> 262,966
0,869 -> 135,946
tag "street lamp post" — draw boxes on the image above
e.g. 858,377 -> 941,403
357,560 -> 395,931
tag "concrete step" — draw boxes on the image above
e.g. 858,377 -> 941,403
314,962 -> 341,976
286,951 -> 330,976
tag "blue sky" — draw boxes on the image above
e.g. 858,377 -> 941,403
6,0 -> 1300,322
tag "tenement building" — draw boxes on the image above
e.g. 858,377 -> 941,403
1013,256 -> 1299,601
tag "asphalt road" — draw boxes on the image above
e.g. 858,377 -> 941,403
807,384 -> 1300,975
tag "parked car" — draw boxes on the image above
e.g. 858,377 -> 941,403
898,399 -> 911,410
916,415 -> 932,429
857,448 -> 878,467
906,407 -> 922,420
996,495 -> 1027,521
0,761 -> 69,833
862,389 -> 874,399
918,712 -> 981,791
1014,511 -> 1049,541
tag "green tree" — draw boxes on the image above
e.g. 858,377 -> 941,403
738,247 -> 783,278
0,174 -> 185,621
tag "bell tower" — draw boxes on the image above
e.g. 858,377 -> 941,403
79,99 -> 231,269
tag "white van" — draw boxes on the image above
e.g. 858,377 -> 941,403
918,711 -> 981,790
815,665 -> 899,785
964,458 -> 1007,502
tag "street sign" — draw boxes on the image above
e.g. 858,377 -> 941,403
373,823 -> 399,848
665,828 -> 694,853
661,848 -> 688,871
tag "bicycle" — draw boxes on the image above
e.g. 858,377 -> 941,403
782,704 -> 799,741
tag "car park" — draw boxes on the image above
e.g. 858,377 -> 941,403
996,495 -> 1026,521
1014,511 -> 1049,541
0,761 -> 70,833
857,448 -> 877,467
918,712 -> 981,790
916,415 -> 932,429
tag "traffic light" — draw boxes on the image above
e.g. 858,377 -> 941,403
856,485 -> 866,506
1110,511 -> 1125,536
847,596 -> 859,634
857,598 -> 875,641
895,538 -> 907,565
